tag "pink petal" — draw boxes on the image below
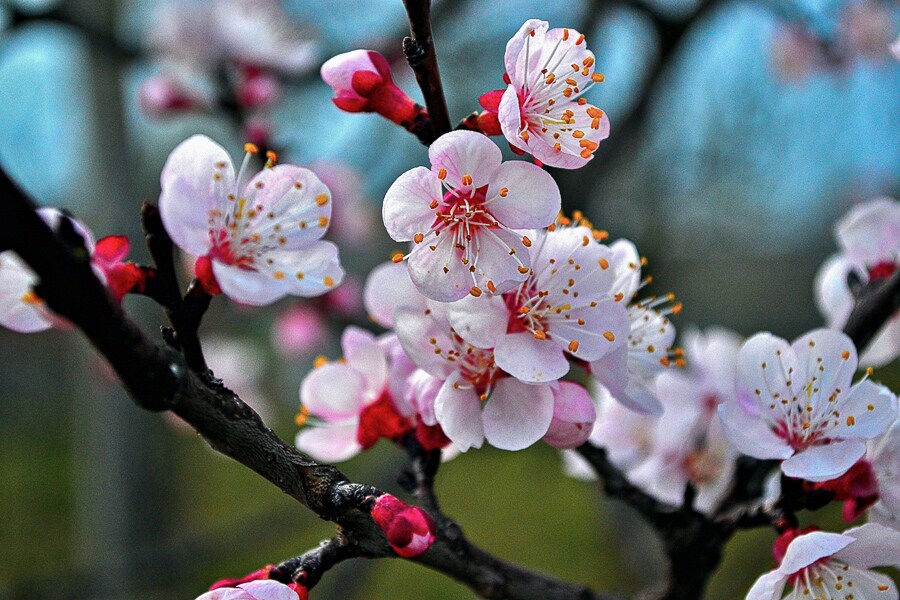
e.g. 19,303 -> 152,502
300,362 -> 367,420
211,262 -> 288,306
321,49 -> 379,97
393,306 -> 456,379
445,294 -> 509,349
294,422 -> 362,463
382,166 -> 443,241
482,378 -> 554,450
781,439 -> 867,482
834,523 -> 900,568
341,326 -> 388,396
363,261 -> 424,328
495,331 -> 569,383
550,300 -> 628,363
406,233 -> 472,302
160,135 -> 235,255
433,374 -> 484,451
829,380 -> 898,440
497,86 -> 526,154
427,130 -> 502,192
777,530 -> 855,574
504,19 -> 549,83
238,580 -> 301,600
814,254 -> 857,328
717,400 -> 793,460
836,197 -> 900,266
467,226 -> 531,295
543,381 -> 596,449
488,160 -> 560,229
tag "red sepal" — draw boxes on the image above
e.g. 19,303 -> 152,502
356,393 -> 413,450
804,460 -> 879,522
415,421 -> 451,451
209,565 -> 273,590
288,582 -> 309,600
478,89 -> 506,112
194,256 -> 222,296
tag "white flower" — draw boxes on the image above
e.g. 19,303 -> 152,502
497,19 -> 610,169
867,416 -> 900,529
383,130 -> 560,302
746,523 -> 900,599
719,329 -> 898,482
815,197 -> 900,367
159,135 -> 343,305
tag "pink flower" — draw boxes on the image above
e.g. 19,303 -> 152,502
815,197 -> 900,367
746,523 -> 900,599
195,579 -> 302,600
371,493 -> 435,558
321,50 -> 421,126
294,328 -> 422,462
494,19 -> 610,169
719,329 -> 898,482
543,381 -> 596,449
443,225 -> 628,383
383,130 -> 560,301
591,239 -> 679,414
159,135 -> 343,305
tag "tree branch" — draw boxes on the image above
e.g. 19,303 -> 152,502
843,269 -> 900,355
402,0 -> 452,141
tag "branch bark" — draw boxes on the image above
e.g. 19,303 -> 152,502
402,0 -> 452,141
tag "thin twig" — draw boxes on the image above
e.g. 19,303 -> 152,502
402,0 -> 452,140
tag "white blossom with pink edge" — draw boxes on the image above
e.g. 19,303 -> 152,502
295,327 -> 414,463
383,130 -> 560,302
195,579 -> 300,600
159,135 -> 343,305
498,19 -> 610,169
815,197 -> 900,367
591,239 -> 678,414
746,523 -> 900,600
0,208 -> 95,333
867,415 -> 899,529
719,329 -> 898,482
443,225 -> 628,383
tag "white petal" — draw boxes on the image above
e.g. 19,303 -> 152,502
781,439 -> 867,482
468,226 -> 531,294
0,253 -> 52,333
482,378 -> 554,451
212,262 -> 288,306
434,374 -> 484,451
744,570 -> 786,600
609,239 -> 641,298
834,523 -> 900,569
445,294 -> 509,349
393,306 -> 455,379
488,160 -> 560,229
428,130 -> 502,191
160,135 -> 234,255
300,363 -> 366,420
717,401 -> 793,460
258,241 -> 345,299
860,317 -> 900,367
494,331 -> 569,383
295,422 -> 362,463
363,261 -> 424,328
406,233 -> 472,302
829,380 -> 898,440
736,332 -> 798,416
841,567 -> 898,599
341,326 -> 388,396
238,580 -> 301,600
791,328 -> 857,406
382,167 -> 443,241
836,197 -> 900,266
504,19 -> 549,84
814,254 -> 857,328
777,530 -> 855,574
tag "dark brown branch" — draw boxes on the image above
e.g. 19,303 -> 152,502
402,0 -> 452,141
0,167 -> 623,600
270,537 -> 363,590
843,269 -> 900,355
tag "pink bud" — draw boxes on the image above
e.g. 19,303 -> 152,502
138,74 -> 199,118
371,494 -> 435,558
237,70 -> 281,108
321,50 -> 421,125
543,382 -> 597,450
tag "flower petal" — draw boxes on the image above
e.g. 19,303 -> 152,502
836,197 -> 900,266
736,332 -> 798,414
212,261 -> 289,306
744,570 -> 786,600
829,379 -> 898,440
445,294 -> 509,349
777,530 -> 855,574
433,373 -> 484,451
495,331 -> 569,383
363,261 -> 424,328
160,135 -> 235,255
814,254 -> 857,328
406,233 -> 472,302
834,523 -> 900,569
0,253 -> 52,333
488,160 -> 560,229
483,378 -> 554,450
717,400 -> 793,460
259,241 -> 345,299
504,19 -> 549,83
341,326 -> 388,396
428,130 -> 501,192
295,422 -> 362,463
382,166 -> 443,241
781,439 -> 867,482
300,362 -> 367,420
238,580 -> 301,600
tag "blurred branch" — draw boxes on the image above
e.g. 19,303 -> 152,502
0,166 -> 621,600
402,0 -> 452,141
843,269 -> 900,356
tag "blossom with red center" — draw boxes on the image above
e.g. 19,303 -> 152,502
159,135 -> 343,305
590,238 -> 679,414
195,579 -> 303,600
816,197 -> 900,366
321,50 -> 423,127
383,130 -> 560,302
443,224 -> 628,383
294,327 -> 442,462
491,19 -> 610,169
371,493 -> 435,558
719,329 -> 898,482
746,523 -> 900,599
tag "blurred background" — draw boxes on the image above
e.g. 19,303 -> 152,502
0,0 -> 897,598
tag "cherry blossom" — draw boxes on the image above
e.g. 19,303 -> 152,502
383,130 -> 560,301
0,209 -> 140,332
591,239 -> 679,414
159,135 -> 344,306
443,224 -> 628,383
719,329 -> 898,482
867,416 -> 899,529
321,50 -> 423,127
196,579 -> 303,600
489,19 -> 610,168
543,381 -> 597,449
815,197 -> 900,367
371,493 -> 435,558
746,523 -> 900,599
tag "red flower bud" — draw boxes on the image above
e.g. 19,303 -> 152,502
371,494 -> 435,558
